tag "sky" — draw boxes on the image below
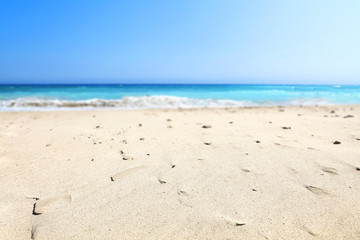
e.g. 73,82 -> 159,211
0,0 -> 359,84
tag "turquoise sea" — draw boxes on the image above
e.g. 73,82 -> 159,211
0,84 -> 359,111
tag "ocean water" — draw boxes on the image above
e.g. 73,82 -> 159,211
0,84 -> 359,111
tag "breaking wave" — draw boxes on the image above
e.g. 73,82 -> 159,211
0,95 -> 333,111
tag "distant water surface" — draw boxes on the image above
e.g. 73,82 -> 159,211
0,84 -> 359,111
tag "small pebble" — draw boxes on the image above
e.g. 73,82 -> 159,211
202,125 -> 212,129
356,167 -> 360,171
256,140 -> 260,143
140,138 -> 145,141
138,123 -> 142,127
282,127 -> 291,129
96,126 -> 100,128
333,141 -> 341,145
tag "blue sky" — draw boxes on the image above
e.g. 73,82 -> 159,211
0,0 -> 359,84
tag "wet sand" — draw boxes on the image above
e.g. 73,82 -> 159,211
0,105 -> 360,239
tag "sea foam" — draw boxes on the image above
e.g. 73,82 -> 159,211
0,95 -> 333,111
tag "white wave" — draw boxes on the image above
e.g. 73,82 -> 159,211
0,96 -> 334,111
0,96 -> 254,111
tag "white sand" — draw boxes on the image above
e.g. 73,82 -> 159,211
0,105 -> 360,239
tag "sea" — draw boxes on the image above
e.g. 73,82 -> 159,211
0,84 -> 359,111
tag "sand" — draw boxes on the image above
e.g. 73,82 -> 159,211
0,105 -> 360,239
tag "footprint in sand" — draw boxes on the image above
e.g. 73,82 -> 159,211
158,178 -> 167,184
110,166 -> 146,182
178,189 -> 189,196
177,188 -> 192,207
302,226 -> 318,237
223,216 -> 246,227
32,193 -> 71,215
122,154 -> 133,160
305,185 -> 330,195
321,167 -> 338,175
307,147 -> 319,151
274,143 -> 292,148
31,225 -> 40,239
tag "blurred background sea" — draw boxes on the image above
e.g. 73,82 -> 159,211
0,84 -> 359,111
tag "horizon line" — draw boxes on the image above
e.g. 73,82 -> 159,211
0,83 -> 358,86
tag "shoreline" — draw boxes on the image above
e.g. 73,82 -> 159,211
0,103 -> 360,113
1,105 -> 359,239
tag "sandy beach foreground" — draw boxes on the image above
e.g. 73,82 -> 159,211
0,105 -> 359,240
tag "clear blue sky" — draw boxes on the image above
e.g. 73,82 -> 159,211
0,0 -> 359,84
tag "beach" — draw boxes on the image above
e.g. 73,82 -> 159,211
0,105 -> 360,239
